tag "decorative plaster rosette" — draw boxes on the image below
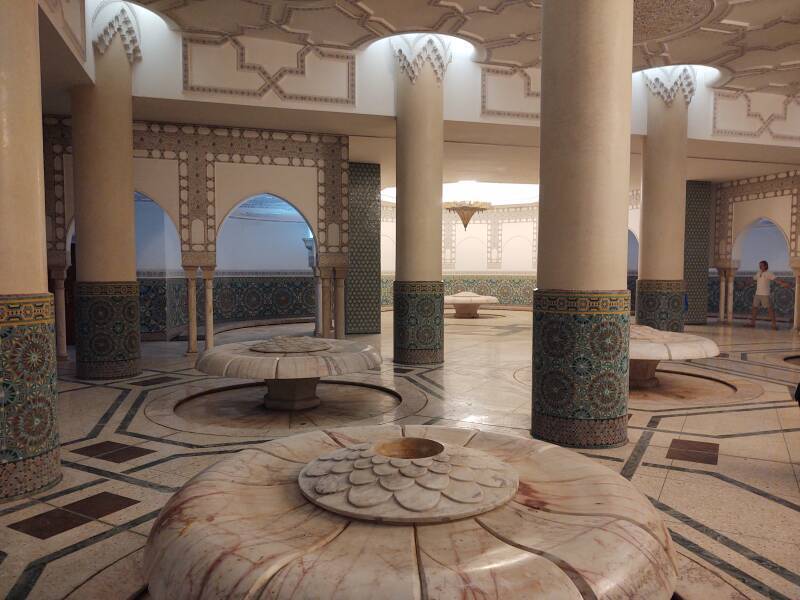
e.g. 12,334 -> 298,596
298,438 -> 518,523
250,336 -> 332,354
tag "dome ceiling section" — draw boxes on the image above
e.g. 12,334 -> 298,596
133,0 -> 800,94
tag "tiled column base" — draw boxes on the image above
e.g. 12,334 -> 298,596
635,279 -> 685,332
393,281 -> 444,365
532,289 -> 630,448
0,294 -> 61,499
76,282 -> 141,379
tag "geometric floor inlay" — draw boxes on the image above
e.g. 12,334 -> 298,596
8,493 -> 139,539
666,438 -> 721,465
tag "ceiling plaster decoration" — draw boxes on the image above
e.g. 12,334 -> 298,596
38,0 -> 87,62
391,34 -> 453,84
480,66 -> 540,120
643,66 -> 697,105
182,36 -> 355,103
93,2 -> 143,62
713,90 -> 800,143
132,0 -> 800,97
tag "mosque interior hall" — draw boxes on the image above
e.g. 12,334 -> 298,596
3,1 -> 800,598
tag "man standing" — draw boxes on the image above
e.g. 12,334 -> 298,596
747,260 -> 790,329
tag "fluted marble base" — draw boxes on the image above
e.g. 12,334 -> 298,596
264,378 -> 321,410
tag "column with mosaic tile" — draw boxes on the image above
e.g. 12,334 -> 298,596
391,35 -> 450,364
636,67 -> 696,331
70,31 -> 141,379
0,0 -> 61,498
534,0 -> 633,448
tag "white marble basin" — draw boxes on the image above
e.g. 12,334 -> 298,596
630,325 -> 719,388
196,337 -> 381,409
144,425 -> 678,599
444,291 -> 500,318
630,325 -> 720,361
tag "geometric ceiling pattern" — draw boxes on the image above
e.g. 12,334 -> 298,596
134,0 -> 800,95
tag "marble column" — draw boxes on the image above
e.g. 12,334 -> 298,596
320,268 -> 334,338
533,0 -> 633,448
334,269 -> 347,339
0,0 -> 61,498
184,267 -> 198,354
636,67 -> 695,332
201,268 -> 215,350
718,268 -> 727,322
391,34 -> 450,364
792,259 -> 800,330
314,270 -> 323,337
50,268 -> 69,360
726,268 -> 736,323
71,35 -> 140,379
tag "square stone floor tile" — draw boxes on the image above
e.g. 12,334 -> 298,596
61,491 -> 140,520
71,441 -> 157,464
7,508 -> 91,540
667,438 -> 720,465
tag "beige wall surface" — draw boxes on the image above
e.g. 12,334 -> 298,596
214,163 -> 319,236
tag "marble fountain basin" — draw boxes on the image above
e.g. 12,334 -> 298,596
196,336 -> 381,410
444,291 -> 499,318
630,325 -> 719,389
144,425 -> 678,599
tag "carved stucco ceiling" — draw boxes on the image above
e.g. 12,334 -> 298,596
133,0 -> 800,95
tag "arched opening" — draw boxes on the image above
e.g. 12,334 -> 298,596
135,192 -> 183,340
213,193 -> 317,329
61,192 -> 183,343
732,218 -> 794,322
502,236 -> 534,271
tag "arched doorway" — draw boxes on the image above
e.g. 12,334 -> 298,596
732,218 -> 793,322
213,193 -> 317,330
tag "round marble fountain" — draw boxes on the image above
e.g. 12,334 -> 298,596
630,324 -> 719,389
196,336 -> 381,410
444,291 -> 499,318
144,425 -> 678,599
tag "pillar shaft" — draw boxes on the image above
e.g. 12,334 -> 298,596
71,36 -> 140,379
314,270 -> 323,337
51,271 -> 69,360
392,35 -> 448,365
794,271 -> 800,330
202,268 -> 215,350
636,68 -> 693,331
185,268 -> 198,354
718,269 -> 726,322
0,0 -> 61,498
334,271 -> 346,339
726,271 -> 735,323
321,269 -> 333,338
533,0 -> 633,448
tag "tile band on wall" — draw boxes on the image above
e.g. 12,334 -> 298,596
635,279 -> 686,331
75,282 -> 141,379
0,294 -> 61,499
393,281 -> 444,365
532,289 -> 630,448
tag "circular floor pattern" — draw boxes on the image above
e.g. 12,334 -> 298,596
145,376 -> 428,438
514,365 -> 762,409
175,382 -> 399,433
629,370 -> 735,404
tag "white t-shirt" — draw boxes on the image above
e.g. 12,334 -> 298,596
754,271 -> 776,296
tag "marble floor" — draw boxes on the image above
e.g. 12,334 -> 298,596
1,311 -> 799,599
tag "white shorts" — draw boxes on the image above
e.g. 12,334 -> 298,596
753,295 -> 771,309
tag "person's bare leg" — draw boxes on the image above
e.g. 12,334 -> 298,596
769,306 -> 778,329
748,306 -> 757,327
